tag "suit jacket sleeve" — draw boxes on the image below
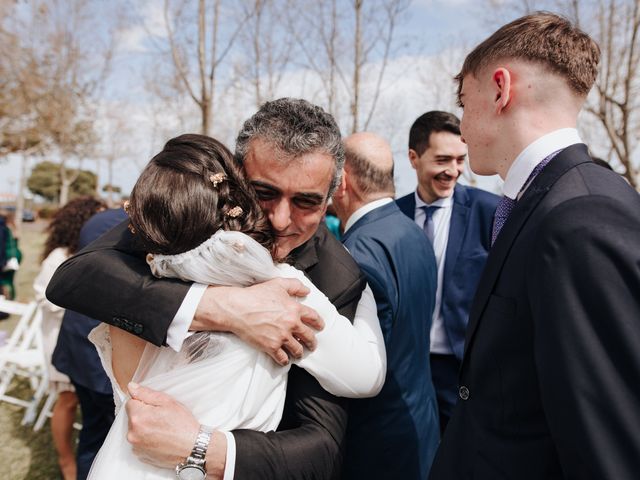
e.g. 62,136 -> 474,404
49,219 -> 365,478
347,237 -> 397,341
46,220 -> 191,346
232,274 -> 366,480
529,195 -> 640,479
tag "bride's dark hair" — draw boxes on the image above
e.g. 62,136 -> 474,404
127,134 -> 274,256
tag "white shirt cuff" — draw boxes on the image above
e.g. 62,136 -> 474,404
222,431 -> 236,480
165,283 -> 207,351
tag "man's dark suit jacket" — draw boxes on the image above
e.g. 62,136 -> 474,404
429,144 -> 640,479
341,201 -> 439,479
396,184 -> 498,359
52,207 -> 128,394
47,222 -> 367,480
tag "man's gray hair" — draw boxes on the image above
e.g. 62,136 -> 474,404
235,98 -> 345,197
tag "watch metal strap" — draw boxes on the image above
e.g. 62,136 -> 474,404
190,425 -> 214,464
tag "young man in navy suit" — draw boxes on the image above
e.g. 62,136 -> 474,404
396,111 -> 498,433
333,132 -> 439,479
430,13 -> 640,479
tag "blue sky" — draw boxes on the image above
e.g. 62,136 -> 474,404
0,0 -> 528,200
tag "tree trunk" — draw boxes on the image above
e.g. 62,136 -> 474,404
351,0 -> 362,134
14,154 -> 29,239
107,157 -> 114,208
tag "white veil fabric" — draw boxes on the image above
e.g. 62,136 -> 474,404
147,230 -> 280,286
88,230 -> 386,479
89,231 -> 288,479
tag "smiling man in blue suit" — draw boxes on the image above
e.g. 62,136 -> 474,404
396,111 -> 499,433
333,132 -> 439,479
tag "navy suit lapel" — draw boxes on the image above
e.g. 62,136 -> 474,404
443,185 -> 469,291
464,144 -> 592,351
342,202 -> 398,244
395,193 -> 416,220
341,224 -> 356,244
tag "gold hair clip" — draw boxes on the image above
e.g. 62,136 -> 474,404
123,200 -> 131,214
226,206 -> 243,218
232,241 -> 245,253
209,173 -> 227,187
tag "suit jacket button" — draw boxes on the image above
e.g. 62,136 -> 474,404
459,385 -> 470,401
133,324 -> 143,335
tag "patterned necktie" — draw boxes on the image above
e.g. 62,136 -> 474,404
422,205 -> 441,244
491,151 -> 559,246
491,195 -> 517,246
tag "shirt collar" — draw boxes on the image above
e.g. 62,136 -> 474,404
414,190 -> 453,209
344,197 -> 393,233
503,128 -> 583,199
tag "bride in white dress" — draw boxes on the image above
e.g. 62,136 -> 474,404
88,134 -> 386,479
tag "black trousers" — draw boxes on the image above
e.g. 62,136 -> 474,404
430,353 -> 460,436
71,381 -> 115,480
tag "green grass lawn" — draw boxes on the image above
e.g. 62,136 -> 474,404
0,220 -> 68,479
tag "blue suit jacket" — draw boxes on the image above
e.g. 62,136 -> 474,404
341,201 -> 440,480
396,184 -> 499,360
52,208 -> 128,394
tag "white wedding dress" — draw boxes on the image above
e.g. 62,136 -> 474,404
88,230 -> 385,479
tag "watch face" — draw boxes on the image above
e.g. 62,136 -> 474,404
177,465 -> 206,480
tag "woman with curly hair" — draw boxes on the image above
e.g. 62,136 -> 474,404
33,196 -> 106,480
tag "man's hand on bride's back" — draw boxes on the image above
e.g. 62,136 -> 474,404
191,278 -> 324,366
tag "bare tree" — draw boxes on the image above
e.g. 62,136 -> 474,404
288,0 -> 411,133
480,0 -> 640,188
286,0 -> 343,116
34,0 -> 113,205
353,0 -> 410,133
97,107 -> 135,207
583,0 -> 639,188
1,0 -> 114,237
0,6 -> 48,158
158,0 -> 249,135
235,0 -> 293,108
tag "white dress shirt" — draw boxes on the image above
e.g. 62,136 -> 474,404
413,192 -> 454,355
503,128 -> 583,200
343,198 -> 393,234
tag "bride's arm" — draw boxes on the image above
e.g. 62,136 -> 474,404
290,267 -> 386,398
109,325 -> 146,393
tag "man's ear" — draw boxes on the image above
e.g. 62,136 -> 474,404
408,149 -> 419,169
333,171 -> 347,199
493,67 -> 512,114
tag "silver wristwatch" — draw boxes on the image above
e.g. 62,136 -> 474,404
175,425 -> 214,480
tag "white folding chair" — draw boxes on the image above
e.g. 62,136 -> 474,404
0,298 -> 49,425
33,387 -> 57,431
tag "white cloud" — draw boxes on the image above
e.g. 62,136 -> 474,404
116,0 -> 167,54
